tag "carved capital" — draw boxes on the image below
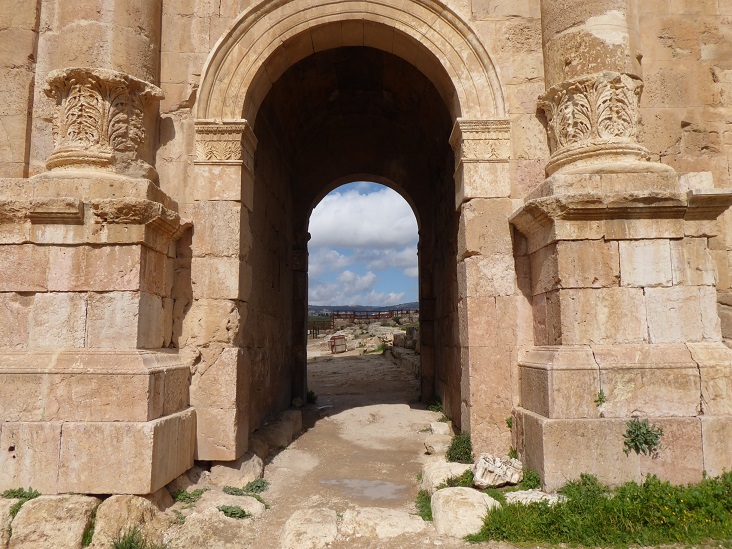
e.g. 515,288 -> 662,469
539,72 -> 650,175
450,119 -> 511,166
44,68 -> 163,177
195,120 -> 257,172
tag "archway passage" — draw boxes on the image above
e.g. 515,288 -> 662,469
241,45 -> 459,432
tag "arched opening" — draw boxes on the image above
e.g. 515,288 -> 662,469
190,3 -> 515,463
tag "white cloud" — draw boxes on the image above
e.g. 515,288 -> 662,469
308,269 -> 405,306
309,187 -> 418,249
403,267 -> 419,278
308,248 -> 354,278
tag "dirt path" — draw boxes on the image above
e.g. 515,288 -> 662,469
230,353 -> 486,548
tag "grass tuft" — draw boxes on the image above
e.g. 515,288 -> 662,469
112,528 -> 168,549
437,470 -> 474,489
3,487 -> 40,518
416,490 -> 432,521
243,479 -> 269,494
446,431 -> 473,464
81,507 -> 97,547
468,472 -> 732,547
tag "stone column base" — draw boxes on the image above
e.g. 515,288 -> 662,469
0,350 -> 195,494
515,344 -> 732,491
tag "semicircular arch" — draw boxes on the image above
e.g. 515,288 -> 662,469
197,0 -> 506,122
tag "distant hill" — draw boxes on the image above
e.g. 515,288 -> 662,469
308,302 -> 418,315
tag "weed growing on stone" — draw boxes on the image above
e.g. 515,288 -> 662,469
427,400 -> 443,413
243,479 -> 269,493
446,431 -> 473,464
171,510 -> 185,525
112,528 -> 168,549
81,507 -> 97,547
623,418 -> 663,458
223,486 -> 270,508
595,389 -> 607,407
2,487 -> 40,518
415,490 -> 432,521
508,447 -> 518,460
217,505 -> 251,519
437,470 -> 474,489
505,417 -> 513,429
171,488 -> 206,504
469,472 -> 732,546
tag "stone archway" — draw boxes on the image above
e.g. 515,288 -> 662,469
189,0 -> 519,465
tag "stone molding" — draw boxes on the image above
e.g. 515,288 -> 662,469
194,119 -> 257,172
450,118 -> 511,165
539,72 -> 650,175
44,68 -> 163,174
27,198 -> 84,225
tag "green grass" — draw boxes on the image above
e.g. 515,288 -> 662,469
427,400 -> 443,413
416,490 -> 433,521
223,485 -> 270,508
171,488 -> 206,504
81,507 -> 97,546
217,505 -> 251,519
437,470 -> 474,489
446,431 -> 473,464
468,472 -> 732,547
243,478 -> 269,494
2,487 -> 40,518
112,528 -> 168,549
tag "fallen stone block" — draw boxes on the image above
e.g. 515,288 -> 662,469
504,489 -> 565,506
431,487 -> 499,538
209,452 -> 264,488
424,434 -> 452,455
280,508 -> 338,549
421,459 -> 472,494
430,422 -> 451,435
340,507 -> 427,539
473,453 -> 523,488
89,495 -> 167,549
9,495 -> 100,549
164,507 -> 254,549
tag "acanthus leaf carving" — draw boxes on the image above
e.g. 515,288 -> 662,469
44,68 -> 163,173
539,72 -> 649,174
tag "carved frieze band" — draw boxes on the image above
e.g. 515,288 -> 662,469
450,119 -> 511,164
44,68 -> 163,172
539,71 -> 650,173
194,120 -> 257,172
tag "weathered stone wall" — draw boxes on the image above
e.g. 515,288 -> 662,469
0,0 -> 40,177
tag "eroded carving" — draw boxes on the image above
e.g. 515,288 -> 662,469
44,68 -> 163,174
194,121 -> 257,171
539,72 -> 650,174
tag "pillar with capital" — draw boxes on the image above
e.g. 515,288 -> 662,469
510,0 -> 732,490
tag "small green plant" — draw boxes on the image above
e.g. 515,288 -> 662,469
416,471 -> 423,482
595,389 -> 607,407
393,317 -> 402,325
415,490 -> 432,521
243,478 -> 269,493
446,431 -> 473,464
171,510 -> 186,525
307,390 -> 318,404
623,418 -> 663,458
508,447 -> 518,460
505,416 -> 513,429
437,414 -> 449,423
518,469 -> 542,490
223,486 -> 269,508
171,488 -> 206,504
427,400 -> 443,413
217,505 -> 251,519
3,487 -> 40,518
81,507 -> 97,547
437,470 -> 474,489
370,342 -> 387,354
112,528 -> 168,549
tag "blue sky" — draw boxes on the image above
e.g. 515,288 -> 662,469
308,182 -> 418,306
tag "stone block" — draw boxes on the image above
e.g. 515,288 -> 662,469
0,293 -> 32,347
455,161 -> 510,207
646,286 -> 721,343
339,507 -> 427,539
431,488 -> 500,538
701,416 -> 732,478
532,240 -> 620,295
556,288 -> 647,345
0,244 -> 48,291
192,163 -> 247,205
48,245 -> 142,292
179,299 -> 241,347
209,452 -> 263,488
640,418 -> 704,485
58,408 -> 195,494
190,256 -> 241,300
86,291 -> 139,348
0,422 -> 62,494
191,201 -> 246,258
457,254 -> 516,298
28,292 -> 87,348
670,237 -> 717,286
457,296 -> 497,348
194,406 -> 245,461
9,495 -> 100,549
281,509 -> 338,549
619,240 -> 673,287
517,408 -> 642,493
519,346 -> 599,419
605,218 -> 685,240
457,198 -> 513,258
89,495 -> 167,549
